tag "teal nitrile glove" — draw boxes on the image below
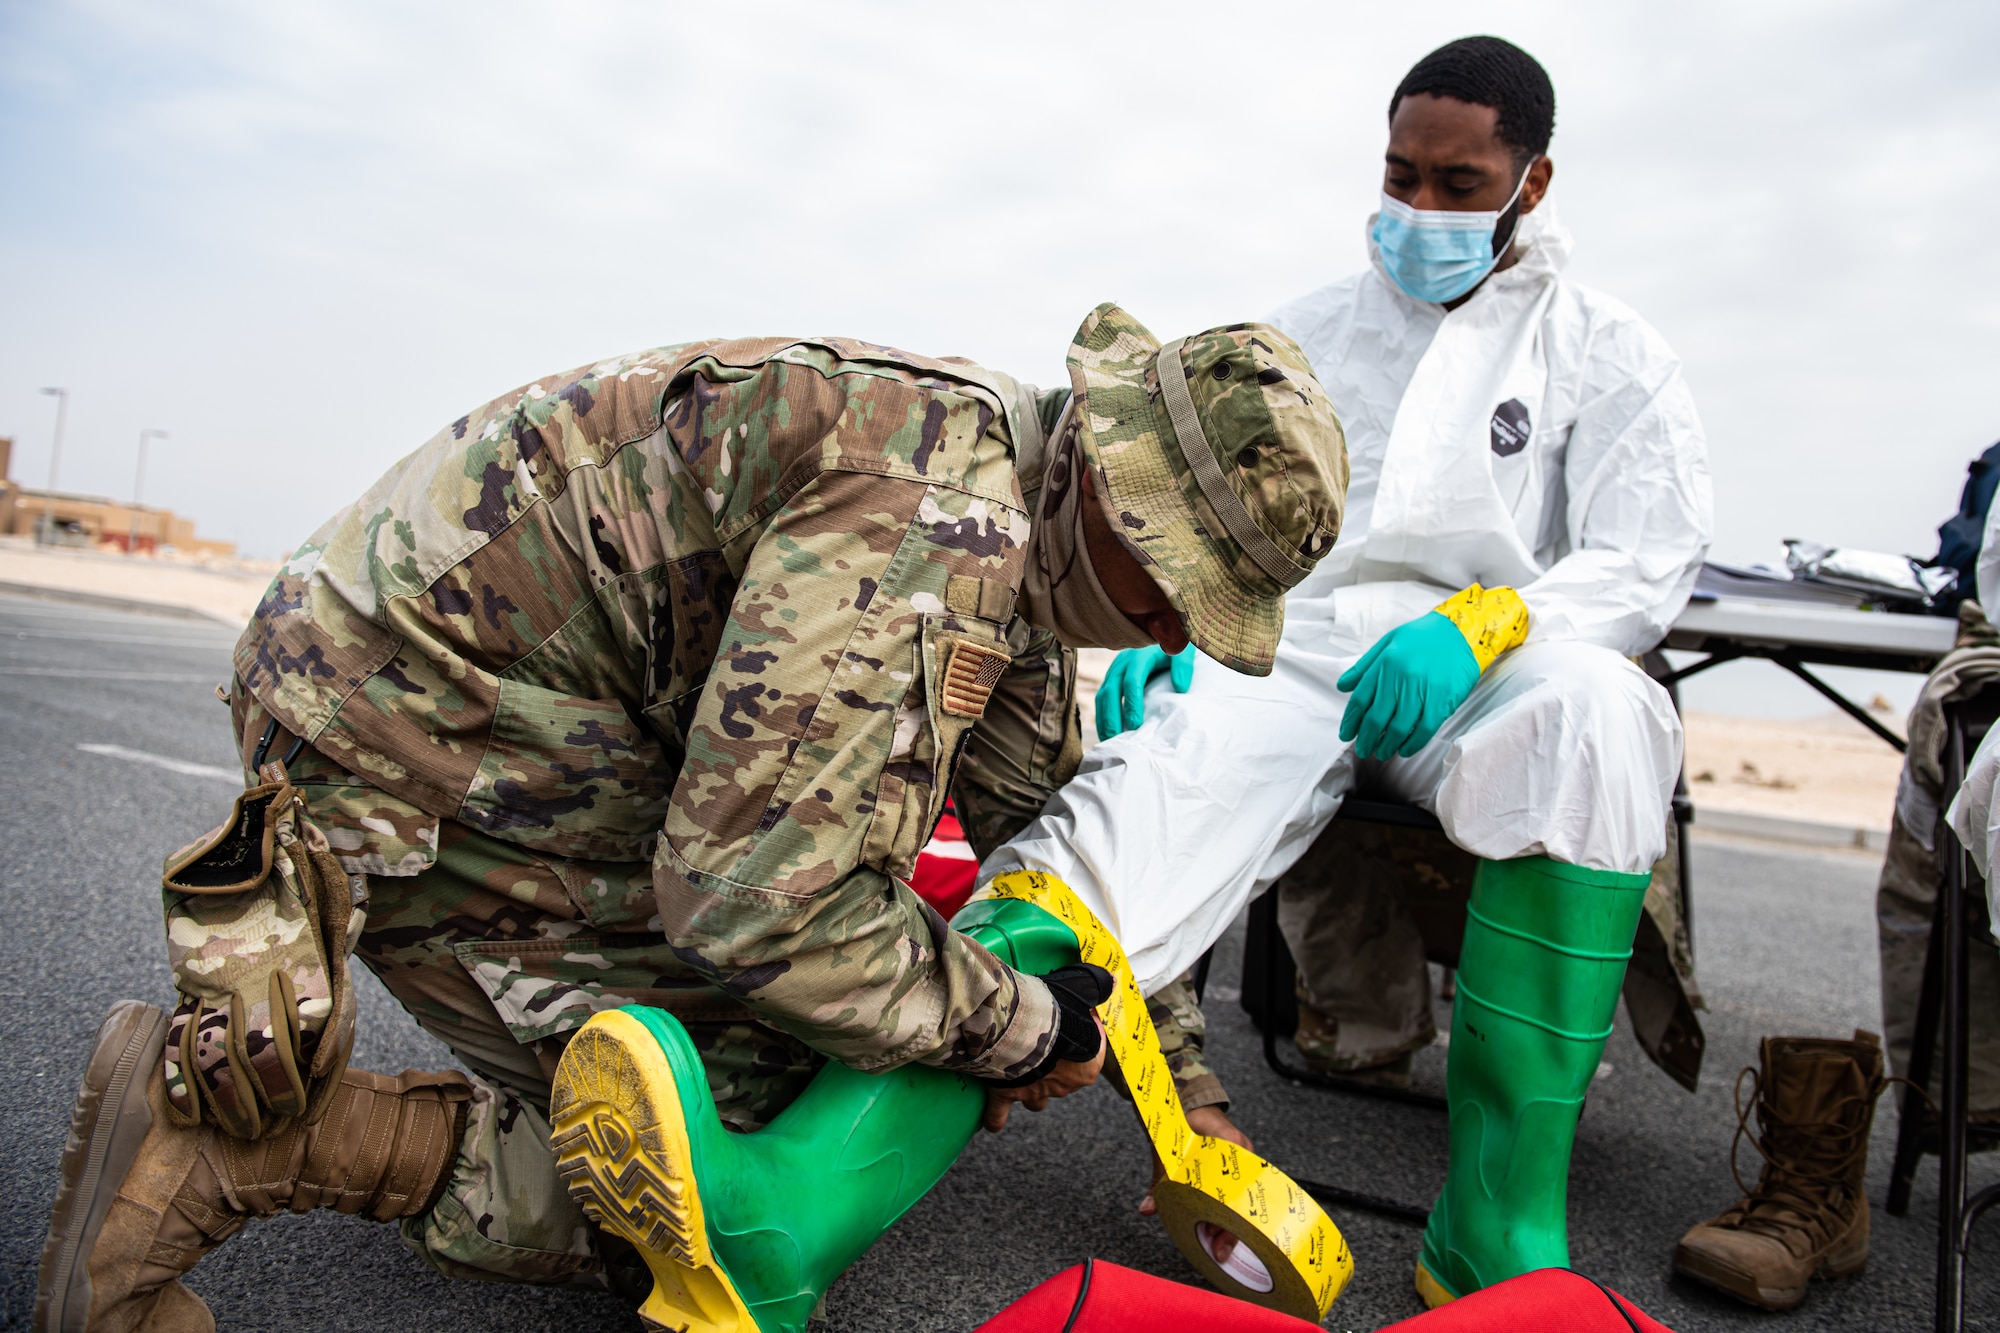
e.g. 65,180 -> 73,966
1095,645 -> 1196,740
1337,612 -> 1482,761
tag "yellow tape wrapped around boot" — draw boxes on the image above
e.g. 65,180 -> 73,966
982,870 -> 1353,1320
159,762 -> 365,1140
1432,583 -> 1530,671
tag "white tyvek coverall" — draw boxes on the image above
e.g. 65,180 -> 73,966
1949,731 -> 2000,919
986,204 -> 1714,996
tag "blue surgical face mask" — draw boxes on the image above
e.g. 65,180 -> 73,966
1370,163 -> 1535,305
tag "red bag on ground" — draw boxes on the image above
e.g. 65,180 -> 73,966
910,806 -> 980,919
1379,1267 -> 1675,1331
972,1259 -> 1322,1332
973,1262 -> 1677,1332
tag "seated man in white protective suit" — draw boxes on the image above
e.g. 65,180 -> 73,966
984,36 -> 1713,1306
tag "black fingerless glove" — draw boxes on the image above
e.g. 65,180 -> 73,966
986,963 -> 1115,1088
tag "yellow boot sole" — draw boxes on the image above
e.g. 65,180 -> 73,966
550,1010 -> 755,1333
1414,1259 -> 1457,1310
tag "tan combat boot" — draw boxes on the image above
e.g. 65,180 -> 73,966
36,1001 -> 471,1332
1672,1030 -> 1886,1311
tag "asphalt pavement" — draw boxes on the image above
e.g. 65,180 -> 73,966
1,589 -> 1993,1331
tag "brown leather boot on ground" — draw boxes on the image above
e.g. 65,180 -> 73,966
36,1001 -> 471,1332
1673,1030 -> 1886,1311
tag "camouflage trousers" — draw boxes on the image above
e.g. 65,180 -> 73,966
321,802 -> 826,1287
1098,971 -> 1224,1114
1879,781 -> 2000,1114
1876,608 -> 2000,1115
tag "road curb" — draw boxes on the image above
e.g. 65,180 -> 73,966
0,581 -> 241,627
1692,805 -> 1889,853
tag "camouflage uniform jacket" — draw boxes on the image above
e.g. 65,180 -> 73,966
236,338 -> 1083,1081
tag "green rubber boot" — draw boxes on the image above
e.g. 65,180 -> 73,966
1414,855 -> 1651,1307
550,899 -> 1078,1333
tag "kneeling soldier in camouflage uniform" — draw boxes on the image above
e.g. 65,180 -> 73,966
36,303 -> 1348,1332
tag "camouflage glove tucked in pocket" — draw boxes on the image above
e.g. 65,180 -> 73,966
160,762 -> 365,1140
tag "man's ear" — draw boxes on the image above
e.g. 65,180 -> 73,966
1143,610 -> 1190,655
1520,156 -> 1554,214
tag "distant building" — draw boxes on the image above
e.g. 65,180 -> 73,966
0,435 -> 236,558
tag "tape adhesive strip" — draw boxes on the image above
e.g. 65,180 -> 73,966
985,870 -> 1353,1320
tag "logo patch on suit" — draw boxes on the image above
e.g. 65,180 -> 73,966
1490,399 -> 1531,457
938,639 -> 1009,719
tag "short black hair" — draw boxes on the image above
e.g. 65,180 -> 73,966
1389,36 -> 1555,166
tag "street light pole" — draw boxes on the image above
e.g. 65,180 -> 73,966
37,387 -> 68,545
131,429 -> 168,554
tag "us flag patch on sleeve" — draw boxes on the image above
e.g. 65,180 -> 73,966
939,639 -> 1009,719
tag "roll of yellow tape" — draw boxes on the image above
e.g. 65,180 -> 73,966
983,870 -> 1353,1320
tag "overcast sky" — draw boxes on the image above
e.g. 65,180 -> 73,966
4,0 -> 1998,584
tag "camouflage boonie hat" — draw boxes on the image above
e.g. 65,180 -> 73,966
1065,303 -> 1349,675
